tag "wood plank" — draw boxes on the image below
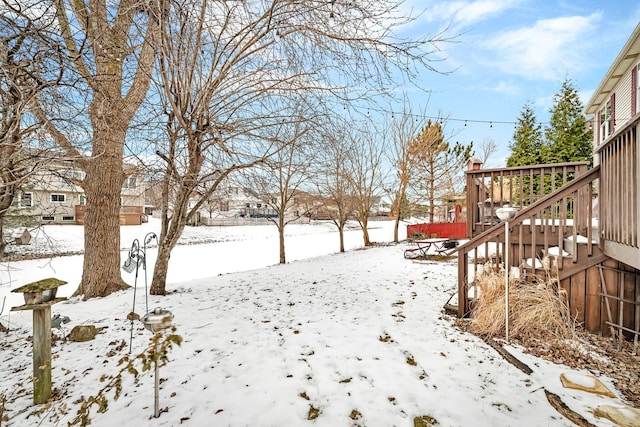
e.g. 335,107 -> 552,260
623,265 -> 636,339
458,251 -> 468,318
559,277 -> 571,309
11,297 -> 67,312
602,259 -> 619,336
570,270 -> 587,324
33,306 -> 52,404
585,265 -> 601,333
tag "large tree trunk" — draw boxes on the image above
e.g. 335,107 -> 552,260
74,149 -> 128,298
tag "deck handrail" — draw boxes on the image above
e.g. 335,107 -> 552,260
457,166 -> 600,317
466,161 -> 590,175
458,166 -> 600,252
465,161 -> 590,237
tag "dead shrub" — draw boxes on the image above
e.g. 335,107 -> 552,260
470,258 -> 576,340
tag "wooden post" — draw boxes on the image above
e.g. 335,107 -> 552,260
33,305 -> 52,404
10,278 -> 67,405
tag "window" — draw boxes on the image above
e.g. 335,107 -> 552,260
257,203 -> 262,208
19,192 -> 33,208
122,177 -> 137,189
79,194 -> 86,206
62,216 -> 75,221
51,194 -> 66,203
599,100 -> 611,144
42,215 -> 54,221
60,169 -> 85,181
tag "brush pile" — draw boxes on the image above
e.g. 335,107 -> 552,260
469,258 -> 576,340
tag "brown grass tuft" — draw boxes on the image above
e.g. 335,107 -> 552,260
470,259 -> 576,340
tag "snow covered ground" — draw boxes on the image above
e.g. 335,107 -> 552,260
0,219 -> 630,426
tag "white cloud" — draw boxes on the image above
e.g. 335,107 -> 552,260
485,80 -> 519,94
426,0 -> 521,26
482,12 -> 602,81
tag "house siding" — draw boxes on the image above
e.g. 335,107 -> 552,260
616,69 -> 633,129
586,24 -> 640,271
593,68 -> 634,149
12,160 -> 145,225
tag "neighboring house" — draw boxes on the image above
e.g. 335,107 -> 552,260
197,182 -> 268,220
14,160 -> 146,225
14,160 -> 85,225
455,23 -> 640,345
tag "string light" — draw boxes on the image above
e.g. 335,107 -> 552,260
378,110 -> 604,129
339,104 -> 605,129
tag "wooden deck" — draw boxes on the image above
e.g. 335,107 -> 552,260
458,162 -> 639,347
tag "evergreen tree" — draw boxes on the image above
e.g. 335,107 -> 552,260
507,102 -> 543,167
543,77 -> 593,164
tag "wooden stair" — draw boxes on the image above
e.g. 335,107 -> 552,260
456,167 -> 606,328
457,164 -> 640,346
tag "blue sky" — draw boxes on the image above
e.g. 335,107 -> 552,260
394,0 -> 640,167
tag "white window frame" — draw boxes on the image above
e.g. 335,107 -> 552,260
51,194 -> 66,203
599,101 -> 611,144
19,191 -> 33,208
79,194 -> 86,206
122,177 -> 137,189
62,216 -> 75,221
42,215 -> 55,221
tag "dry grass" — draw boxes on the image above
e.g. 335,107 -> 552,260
461,258 -> 640,408
470,258 -> 576,341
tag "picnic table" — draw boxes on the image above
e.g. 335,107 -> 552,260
404,238 -> 452,258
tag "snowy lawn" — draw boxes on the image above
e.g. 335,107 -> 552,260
0,220 -> 628,426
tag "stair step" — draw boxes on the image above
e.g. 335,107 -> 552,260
547,246 -> 569,257
565,235 -> 597,244
563,235 -> 599,255
524,258 -> 543,269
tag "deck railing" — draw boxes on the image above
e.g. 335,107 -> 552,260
458,166 -> 600,318
598,116 -> 640,270
466,162 -> 591,238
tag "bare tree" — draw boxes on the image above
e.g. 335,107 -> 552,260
313,121 -> 356,252
476,137 -> 498,167
243,113 -> 314,264
0,7 -> 64,256
149,1 -> 294,294
346,119 -> 387,246
145,0 -> 452,293
25,0 -> 164,298
386,108 -> 429,243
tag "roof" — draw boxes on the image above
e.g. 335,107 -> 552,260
584,22 -> 640,116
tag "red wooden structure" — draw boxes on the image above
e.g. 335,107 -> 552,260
407,222 -> 467,240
